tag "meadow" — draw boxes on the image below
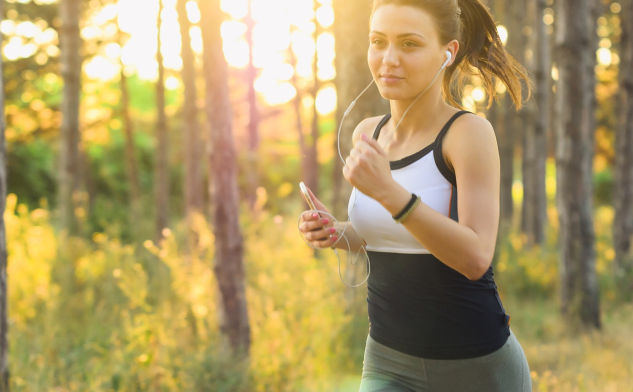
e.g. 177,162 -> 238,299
5,160 -> 633,391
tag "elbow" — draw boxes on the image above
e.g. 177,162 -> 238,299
467,256 -> 492,281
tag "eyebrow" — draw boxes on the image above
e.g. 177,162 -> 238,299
369,31 -> 426,40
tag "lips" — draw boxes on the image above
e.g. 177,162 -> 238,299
380,74 -> 404,84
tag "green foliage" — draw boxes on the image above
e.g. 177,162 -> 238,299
5,194 -> 358,390
5,182 -> 633,390
593,166 -> 613,206
7,139 -> 57,208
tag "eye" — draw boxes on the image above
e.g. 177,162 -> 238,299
403,41 -> 418,47
370,39 -> 385,46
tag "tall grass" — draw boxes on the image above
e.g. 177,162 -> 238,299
5,182 -> 633,391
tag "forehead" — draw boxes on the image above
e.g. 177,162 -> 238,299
370,4 -> 437,40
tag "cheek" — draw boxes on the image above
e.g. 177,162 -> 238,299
367,50 -> 381,71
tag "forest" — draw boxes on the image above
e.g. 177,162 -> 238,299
0,0 -> 632,390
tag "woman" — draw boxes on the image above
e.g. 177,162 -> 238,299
299,0 -> 533,390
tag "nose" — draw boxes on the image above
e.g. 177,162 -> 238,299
382,43 -> 400,67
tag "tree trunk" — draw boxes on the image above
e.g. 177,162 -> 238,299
0,1 -> 10,388
199,0 -> 251,358
554,0 -> 601,331
155,0 -> 169,243
487,0 -> 512,267
332,0 -> 389,313
306,2 -> 321,198
496,0 -> 519,239
177,0 -> 203,253
519,0 -> 535,238
522,0 -> 550,247
119,30 -> 141,227
244,0 -> 260,211
59,0 -> 82,236
288,31 -> 312,211
613,0 -> 633,298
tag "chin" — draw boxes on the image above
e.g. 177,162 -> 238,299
377,87 -> 407,101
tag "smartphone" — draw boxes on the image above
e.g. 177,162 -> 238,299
299,182 -> 334,246
299,182 -> 320,217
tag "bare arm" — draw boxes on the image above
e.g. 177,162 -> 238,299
373,115 -> 500,281
333,221 -> 367,253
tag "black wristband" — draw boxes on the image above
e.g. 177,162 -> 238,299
393,193 -> 418,220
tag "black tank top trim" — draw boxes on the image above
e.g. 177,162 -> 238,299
372,111 -> 471,172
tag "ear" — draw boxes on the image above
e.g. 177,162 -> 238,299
445,40 -> 459,67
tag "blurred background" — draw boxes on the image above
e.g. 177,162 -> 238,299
0,0 -> 632,390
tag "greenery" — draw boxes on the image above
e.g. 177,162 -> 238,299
5,177 -> 633,390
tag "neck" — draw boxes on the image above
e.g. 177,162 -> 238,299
387,85 -> 448,143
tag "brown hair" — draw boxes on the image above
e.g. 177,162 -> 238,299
370,0 -> 533,111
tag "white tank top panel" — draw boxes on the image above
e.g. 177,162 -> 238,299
347,111 -> 471,254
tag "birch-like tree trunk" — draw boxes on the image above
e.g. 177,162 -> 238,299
199,0 -> 251,357
613,0 -> 633,298
155,0 -> 169,243
59,0 -> 82,236
554,0 -> 601,330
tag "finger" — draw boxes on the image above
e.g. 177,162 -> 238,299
307,226 -> 336,242
301,211 -> 312,221
301,210 -> 319,222
349,147 -> 365,159
310,217 -> 332,230
306,186 -> 319,204
358,138 -> 386,157
313,232 -> 339,248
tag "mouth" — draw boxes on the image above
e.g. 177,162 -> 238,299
380,74 -> 404,84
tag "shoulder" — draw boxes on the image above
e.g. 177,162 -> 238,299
351,115 -> 388,146
443,112 -> 497,172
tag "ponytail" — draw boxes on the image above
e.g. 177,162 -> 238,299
448,0 -> 532,110
371,0 -> 533,111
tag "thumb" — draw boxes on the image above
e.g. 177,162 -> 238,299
306,186 -> 325,210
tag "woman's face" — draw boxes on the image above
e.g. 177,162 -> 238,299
368,5 -> 449,101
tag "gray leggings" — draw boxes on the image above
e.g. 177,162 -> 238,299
359,328 -> 532,392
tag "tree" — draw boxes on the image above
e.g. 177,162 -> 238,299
117,20 -> 141,228
613,0 -> 633,297
244,0 -> 260,211
59,0 -> 83,235
154,0 -> 169,243
487,0 -> 513,267
554,0 -> 601,330
0,1 -> 9,387
521,0 -> 550,247
306,0 -> 322,198
176,0 -> 203,238
199,0 -> 251,357
500,0 -> 523,239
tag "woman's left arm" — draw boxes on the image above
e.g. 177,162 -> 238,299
373,116 -> 500,281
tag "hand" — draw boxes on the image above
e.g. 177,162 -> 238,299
298,186 -> 339,249
343,133 -> 395,201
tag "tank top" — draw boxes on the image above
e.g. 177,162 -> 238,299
348,110 -> 511,360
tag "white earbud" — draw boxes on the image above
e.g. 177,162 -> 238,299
442,51 -> 452,70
